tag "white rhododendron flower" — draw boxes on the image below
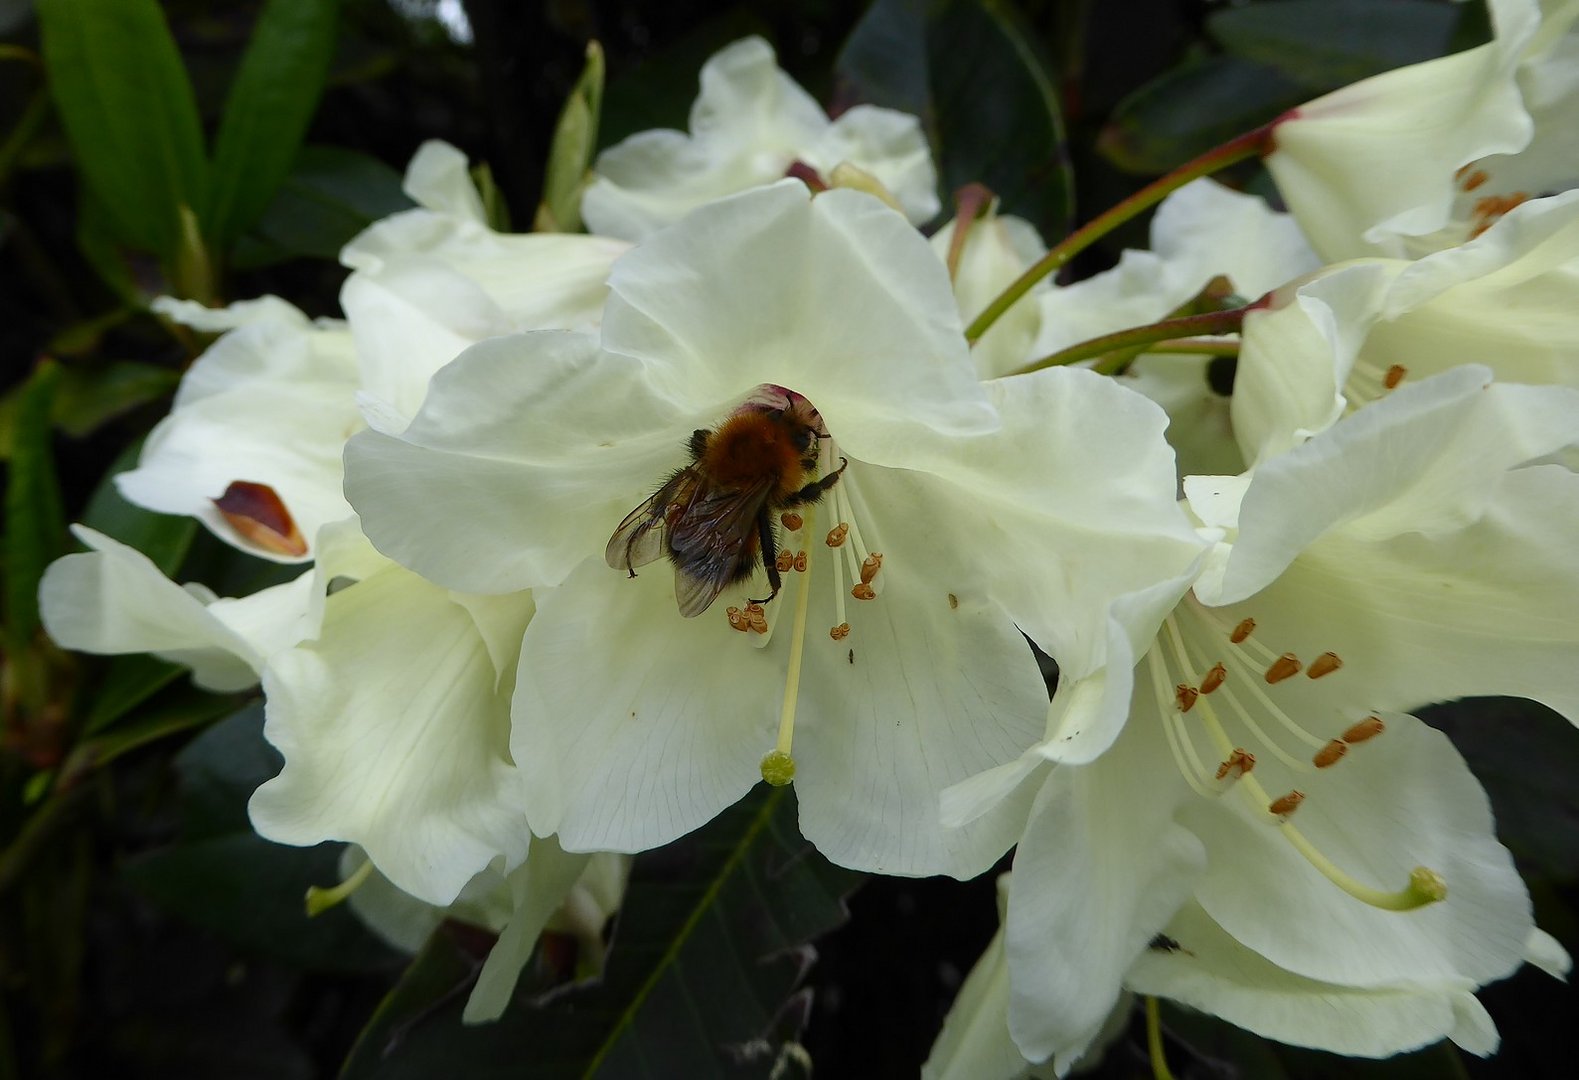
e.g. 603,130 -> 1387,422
1268,0 -> 1579,260
994,366 -> 1579,1069
1235,188 -> 1579,463
114,143 -> 625,563
346,182 -> 1206,877
581,36 -> 939,241
1028,179 -> 1319,476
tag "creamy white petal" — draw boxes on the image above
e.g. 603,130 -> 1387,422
39,526 -> 312,691
601,183 -> 996,466
1128,902 -> 1501,1058
812,104 -> 939,225
1005,712 -> 1206,1068
509,557 -> 777,849
345,331 -> 688,594
931,209 -> 1047,380
401,139 -> 487,223
1183,712 -> 1532,989
117,306 -> 361,562
463,837 -> 591,1023
341,846 -> 514,954
248,562 -> 530,905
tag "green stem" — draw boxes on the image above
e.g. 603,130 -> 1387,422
1145,996 -> 1176,1080
964,121 -> 1277,344
1143,336 -> 1241,356
1009,305 -> 1252,377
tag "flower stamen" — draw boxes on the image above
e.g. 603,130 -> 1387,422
762,505 -> 816,787
305,857 -> 375,916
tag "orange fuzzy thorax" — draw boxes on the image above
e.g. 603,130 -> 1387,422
699,412 -> 807,495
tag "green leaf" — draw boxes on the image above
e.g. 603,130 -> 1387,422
122,703 -> 400,973
233,145 -> 412,268
1100,53 -> 1310,175
81,654 -> 184,736
52,360 -> 179,438
207,0 -> 342,248
60,683 -> 241,785
36,0 -> 208,259
535,40 -> 604,233
838,0 -> 1073,237
79,438 -> 197,578
340,786 -> 862,1079
1209,0 -> 1462,90
3,360 -> 65,648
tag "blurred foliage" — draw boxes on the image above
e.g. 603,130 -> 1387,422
0,0 -> 1575,1077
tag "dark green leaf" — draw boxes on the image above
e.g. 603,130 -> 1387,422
838,0 -> 1073,237
52,360 -> 180,438
1210,0 -> 1462,90
80,438 -> 197,577
233,145 -> 412,267
3,360 -> 66,648
61,684 -> 241,784
36,0 -> 208,258
207,0 -> 342,248
341,786 -> 862,1079
927,0 -> 1072,237
1101,53 -> 1309,175
122,703 -> 400,974
81,654 -> 184,736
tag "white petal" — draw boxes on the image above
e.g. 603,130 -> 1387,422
463,837 -> 591,1023
116,309 -> 361,562
1212,370 -> 1579,602
1128,902 -> 1499,1058
600,183 -> 997,466
582,37 -> 830,240
931,210 -> 1047,380
401,139 -> 487,223
342,847 -> 514,955
1525,927 -> 1573,980
345,331 -> 688,594
1267,0 -> 1544,260
1184,712 -> 1532,989
813,105 -> 940,225
39,526 -> 311,691
508,557 -> 775,850
248,562 -> 530,905
1005,716 -> 1206,1067
924,892 -> 1037,1080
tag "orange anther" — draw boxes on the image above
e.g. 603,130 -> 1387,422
1175,684 -> 1199,713
1461,169 -> 1490,191
1215,748 -> 1255,780
781,511 -> 804,531
1269,790 -> 1305,817
793,551 -> 808,572
1313,740 -> 1348,768
1264,653 -> 1302,684
1230,617 -> 1256,644
1307,651 -> 1343,679
1342,716 -> 1386,744
776,551 -> 794,573
829,622 -> 851,640
213,480 -> 308,557
860,553 -> 883,584
1383,365 -> 1406,390
1200,663 -> 1227,695
727,606 -> 750,632
851,583 -> 876,601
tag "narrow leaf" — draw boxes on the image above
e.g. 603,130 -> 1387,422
207,0 -> 342,247
234,145 -> 412,267
535,40 -> 604,233
4,360 -> 66,648
1210,0 -> 1463,90
36,0 -> 208,258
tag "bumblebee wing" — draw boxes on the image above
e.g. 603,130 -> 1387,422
605,471 -> 700,572
668,479 -> 774,617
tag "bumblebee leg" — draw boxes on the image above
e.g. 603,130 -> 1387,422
781,456 -> 850,508
748,509 -> 782,607
687,428 -> 710,460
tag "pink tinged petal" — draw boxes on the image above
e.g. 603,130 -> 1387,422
1128,902 -> 1504,1058
344,331 -> 689,594
600,182 -> 996,467
213,480 -> 307,558
248,563 -> 529,906
1183,713 -> 1533,990
509,557 -> 776,851
39,526 -> 312,691
1005,713 -> 1206,1068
